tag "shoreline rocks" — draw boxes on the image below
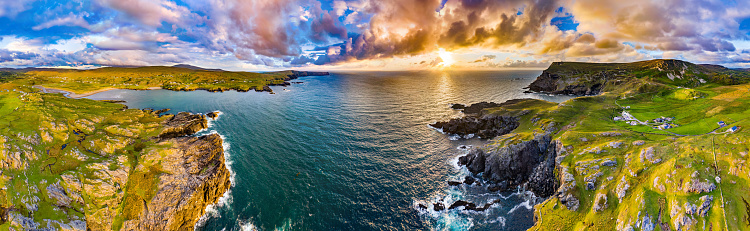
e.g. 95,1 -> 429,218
457,134 -> 559,197
430,115 -> 519,139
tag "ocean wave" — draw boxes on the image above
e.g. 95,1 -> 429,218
195,114 -> 236,230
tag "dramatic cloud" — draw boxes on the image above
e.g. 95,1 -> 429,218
0,0 -> 749,69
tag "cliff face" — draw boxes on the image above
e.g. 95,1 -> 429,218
159,112 -> 209,139
122,134 -> 230,230
526,59 -> 750,96
0,87 -> 230,231
526,67 -> 607,95
458,134 -> 559,197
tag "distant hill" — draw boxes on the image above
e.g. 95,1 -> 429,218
171,64 -> 225,72
526,59 -> 750,95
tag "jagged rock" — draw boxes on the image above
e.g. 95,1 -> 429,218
463,176 -> 476,185
616,177 -> 630,203
673,213 -> 694,231
632,140 -> 645,146
640,213 -> 655,231
560,194 -> 579,211
557,167 -> 576,196
608,141 -> 623,149
431,115 -> 519,139
652,176 -> 665,192
158,112 -> 208,139
450,102 -> 503,115
8,212 -> 40,230
448,200 -> 477,210
684,202 -> 697,215
584,171 -> 603,191
697,195 -> 713,217
600,159 -> 617,167
206,111 -> 220,119
640,147 -> 661,164
447,181 -> 462,186
593,193 -> 608,212
433,203 -> 445,211
46,182 -> 72,207
686,180 -> 716,193
458,135 -> 558,197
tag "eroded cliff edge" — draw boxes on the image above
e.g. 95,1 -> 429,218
427,99 -> 562,210
0,88 -> 230,230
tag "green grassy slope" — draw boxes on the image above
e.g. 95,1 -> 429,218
15,66 -> 297,93
0,83 -> 183,230
475,60 -> 750,230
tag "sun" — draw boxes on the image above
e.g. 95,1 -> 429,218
437,48 -> 455,67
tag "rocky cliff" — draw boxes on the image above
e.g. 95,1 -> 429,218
525,59 -> 750,95
121,133 -> 230,230
0,87 -> 230,231
458,134 -> 558,197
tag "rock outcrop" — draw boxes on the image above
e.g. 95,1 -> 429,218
158,112 -> 208,139
526,69 -> 606,95
122,133 -> 231,230
457,134 -> 558,197
450,102 -> 504,115
431,115 -> 519,139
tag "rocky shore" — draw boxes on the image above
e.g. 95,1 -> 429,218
1,107 -> 230,230
422,100 -> 560,212
457,134 -> 558,197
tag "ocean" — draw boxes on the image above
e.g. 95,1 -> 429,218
85,70 -> 574,231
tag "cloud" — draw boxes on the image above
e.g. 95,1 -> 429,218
2,0 -> 750,69
471,55 -> 496,63
0,0 -> 36,18
32,13 -> 91,30
0,49 -> 39,62
99,0 -> 195,27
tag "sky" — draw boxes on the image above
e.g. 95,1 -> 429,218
0,0 -> 749,71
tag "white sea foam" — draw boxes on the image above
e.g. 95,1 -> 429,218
487,216 -> 506,226
239,219 -> 259,231
507,191 -> 536,214
194,114 -> 236,230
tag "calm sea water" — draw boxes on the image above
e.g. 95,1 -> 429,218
86,71 -> 573,231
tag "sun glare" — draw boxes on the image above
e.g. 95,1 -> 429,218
437,48 -> 455,68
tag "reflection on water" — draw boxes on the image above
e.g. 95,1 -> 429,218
86,70 -> 574,231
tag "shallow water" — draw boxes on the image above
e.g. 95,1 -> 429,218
85,70 -> 573,231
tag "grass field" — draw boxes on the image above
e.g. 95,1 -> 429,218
487,79 -> 750,230
16,66 -> 296,94
0,83 -> 196,230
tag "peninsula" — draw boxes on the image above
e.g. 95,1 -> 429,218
0,67 -> 328,230
430,59 -> 750,230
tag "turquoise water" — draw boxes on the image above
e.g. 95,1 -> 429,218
86,71 -> 573,231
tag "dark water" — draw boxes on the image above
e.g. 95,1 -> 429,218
85,71 -> 573,231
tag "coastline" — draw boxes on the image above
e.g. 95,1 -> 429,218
33,85 -> 163,98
